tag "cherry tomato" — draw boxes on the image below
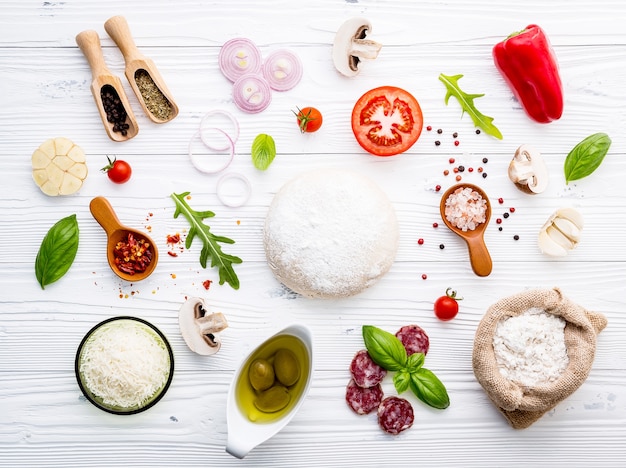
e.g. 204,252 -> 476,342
101,155 -> 132,184
351,86 -> 423,156
295,107 -> 323,133
433,288 -> 463,321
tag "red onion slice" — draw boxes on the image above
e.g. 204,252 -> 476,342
218,38 -> 263,83
232,74 -> 272,113
199,110 -> 240,151
216,172 -> 252,208
188,128 -> 235,174
262,49 -> 303,91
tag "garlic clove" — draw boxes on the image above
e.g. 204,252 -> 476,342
538,207 -> 584,257
538,229 -> 569,257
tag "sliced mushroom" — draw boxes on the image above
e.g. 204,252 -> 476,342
332,17 -> 382,77
508,144 -> 549,194
538,208 -> 584,257
178,297 -> 228,356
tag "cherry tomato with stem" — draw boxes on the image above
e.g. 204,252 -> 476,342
434,288 -> 463,321
294,107 -> 323,133
101,155 -> 132,184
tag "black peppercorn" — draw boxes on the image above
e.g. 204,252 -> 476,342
435,140 -> 441,146
439,244 -> 445,250
513,235 -> 520,241
482,172 -> 488,178
482,157 -> 488,163
503,212 -> 510,219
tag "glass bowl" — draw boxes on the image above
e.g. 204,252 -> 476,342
75,316 -> 174,415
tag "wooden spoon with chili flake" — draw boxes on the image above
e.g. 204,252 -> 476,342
104,15 -> 179,124
89,196 -> 158,282
75,30 -> 139,142
439,183 -> 493,277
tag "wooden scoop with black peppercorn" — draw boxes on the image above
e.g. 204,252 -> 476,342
104,15 -> 178,124
75,30 -> 139,142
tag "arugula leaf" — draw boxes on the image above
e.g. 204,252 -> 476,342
439,73 -> 503,140
171,192 -> 242,289
251,133 -> 276,170
564,132 -> 611,184
409,368 -> 450,410
35,214 -> 79,289
362,325 -> 408,371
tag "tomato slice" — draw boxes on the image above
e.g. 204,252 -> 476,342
351,86 -> 423,157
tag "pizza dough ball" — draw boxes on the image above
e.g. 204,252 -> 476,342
264,169 -> 399,298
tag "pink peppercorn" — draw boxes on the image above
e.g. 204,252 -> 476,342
454,140 -> 460,146
422,274 -> 428,280
418,238 -> 424,245
449,158 -> 455,164
435,184 -> 441,192
498,198 -> 504,204
443,170 -> 449,176
455,175 -> 462,181
510,207 -> 516,213
433,222 -> 439,228
496,218 -> 502,224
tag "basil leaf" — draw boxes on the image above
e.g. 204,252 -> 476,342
409,368 -> 450,410
251,133 -> 276,170
35,214 -> 79,289
362,325 -> 407,371
564,132 -> 611,184
393,370 -> 411,394
406,352 -> 425,371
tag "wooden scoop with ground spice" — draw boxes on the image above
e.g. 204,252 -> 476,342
104,15 -> 178,123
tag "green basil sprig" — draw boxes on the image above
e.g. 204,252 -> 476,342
564,132 -> 611,184
35,214 -> 79,289
251,133 -> 276,170
363,325 -> 450,410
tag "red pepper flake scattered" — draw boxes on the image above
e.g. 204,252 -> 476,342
171,273 -> 177,279
202,279 -> 212,290
422,274 -> 428,280
236,220 -> 241,225
167,251 -> 178,257
417,238 -> 424,245
113,233 -> 153,275
167,233 -> 181,244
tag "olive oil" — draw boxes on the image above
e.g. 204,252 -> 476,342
235,334 -> 309,423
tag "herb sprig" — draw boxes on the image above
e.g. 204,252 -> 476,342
363,325 -> 450,409
35,214 -> 79,289
171,192 -> 242,289
439,73 -> 503,140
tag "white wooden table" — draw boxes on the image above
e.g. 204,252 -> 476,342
1,1 -> 625,466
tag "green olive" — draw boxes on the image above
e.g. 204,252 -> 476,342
254,385 -> 290,413
248,358 -> 275,392
273,348 -> 300,387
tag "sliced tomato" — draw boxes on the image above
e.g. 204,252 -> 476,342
351,86 -> 423,157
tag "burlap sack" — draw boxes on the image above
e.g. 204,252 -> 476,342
472,287 -> 607,429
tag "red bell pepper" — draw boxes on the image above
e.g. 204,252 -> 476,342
493,24 -> 563,124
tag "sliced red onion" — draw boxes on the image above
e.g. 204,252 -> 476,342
232,74 -> 272,113
188,128 -> 235,174
262,49 -> 303,91
199,110 -> 240,151
216,172 -> 252,208
218,38 -> 263,83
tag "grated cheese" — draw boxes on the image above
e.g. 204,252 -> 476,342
493,307 -> 569,387
79,320 -> 170,409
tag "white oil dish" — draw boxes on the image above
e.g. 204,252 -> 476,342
226,324 -> 314,458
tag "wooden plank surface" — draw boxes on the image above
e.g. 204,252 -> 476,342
1,1 -> 625,466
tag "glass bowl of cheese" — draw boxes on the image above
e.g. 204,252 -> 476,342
75,316 -> 174,415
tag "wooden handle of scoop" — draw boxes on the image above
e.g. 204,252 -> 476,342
466,235 -> 493,277
75,30 -> 111,79
104,15 -> 143,62
89,196 -> 125,237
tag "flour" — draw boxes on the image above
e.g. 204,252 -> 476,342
263,169 -> 399,298
493,307 -> 569,386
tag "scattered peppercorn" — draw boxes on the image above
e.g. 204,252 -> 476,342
452,132 -> 458,138
477,167 -> 484,173
476,129 -> 481,134
510,207 -> 516,213
443,169 -> 449,176
435,140 -> 441,146
513,235 -> 520,241
449,158 -> 455,164
455,175 -> 462,181
433,222 -> 439,228
422,274 -> 428,280
498,227 -> 503,231
482,173 -> 488,178
458,165 -> 465,172
427,125 -> 432,131
496,218 -> 502,224
453,167 -> 459,173
482,157 -> 488,163
503,212 -> 510,219
454,141 -> 460,146
418,238 -> 424,245
468,167 -> 474,172
435,185 -> 441,192
437,128 -> 443,134
498,198 -> 504,204
439,244 -> 445,250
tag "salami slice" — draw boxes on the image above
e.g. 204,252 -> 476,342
377,396 -> 414,435
345,378 -> 384,415
396,324 -> 430,356
350,349 -> 387,388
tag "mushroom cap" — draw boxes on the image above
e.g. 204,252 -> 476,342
332,17 -> 382,77
178,297 -> 228,356
508,144 -> 549,194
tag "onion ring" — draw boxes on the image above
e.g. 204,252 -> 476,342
216,172 -> 252,208
232,74 -> 272,113
218,38 -> 263,83
199,110 -> 240,151
188,129 -> 235,174
262,49 -> 303,91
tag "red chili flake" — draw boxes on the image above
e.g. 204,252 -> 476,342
449,158 -> 455,164
433,222 -> 439,228
202,280 -> 212,290
498,198 -> 504,204
435,184 -> 441,192
113,233 -> 153,275
426,125 -> 432,131
455,175 -> 462,181
510,207 -> 516,213
454,140 -> 460,146
418,238 -> 424,245
443,169 -> 449,176
422,274 -> 428,280
167,251 -> 178,257
496,218 -> 502,224
167,233 -> 181,244
236,220 -> 241,225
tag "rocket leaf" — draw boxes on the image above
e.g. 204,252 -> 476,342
171,192 -> 242,290
439,73 -> 503,140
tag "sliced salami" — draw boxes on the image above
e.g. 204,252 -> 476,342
345,378 -> 384,415
396,324 -> 430,356
350,349 -> 387,388
377,396 -> 414,435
